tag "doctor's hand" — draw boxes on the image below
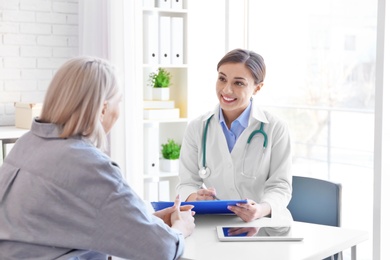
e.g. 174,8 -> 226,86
153,195 -> 195,227
186,187 -> 219,201
170,195 -> 196,238
227,200 -> 271,222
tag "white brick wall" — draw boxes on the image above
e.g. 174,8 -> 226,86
0,0 -> 79,126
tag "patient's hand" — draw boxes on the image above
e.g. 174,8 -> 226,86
153,196 -> 194,226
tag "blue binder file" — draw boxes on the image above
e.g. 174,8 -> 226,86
150,200 -> 248,214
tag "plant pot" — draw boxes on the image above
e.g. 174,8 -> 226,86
160,158 -> 179,172
152,88 -> 170,101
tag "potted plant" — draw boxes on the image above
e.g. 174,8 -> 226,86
160,139 -> 181,172
149,67 -> 172,100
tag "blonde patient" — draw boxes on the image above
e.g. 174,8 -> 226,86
0,56 -> 195,260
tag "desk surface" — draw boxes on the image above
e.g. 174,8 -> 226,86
181,215 -> 368,260
0,126 -> 28,140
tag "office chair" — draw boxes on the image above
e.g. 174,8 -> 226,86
287,176 -> 342,260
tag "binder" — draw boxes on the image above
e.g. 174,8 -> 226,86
156,0 -> 171,9
171,17 -> 184,65
159,16 -> 171,64
143,14 -> 159,65
143,122 -> 160,174
171,0 -> 183,9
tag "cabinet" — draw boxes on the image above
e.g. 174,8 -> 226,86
141,0 -> 188,201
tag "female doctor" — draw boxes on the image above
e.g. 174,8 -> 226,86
177,49 -> 292,222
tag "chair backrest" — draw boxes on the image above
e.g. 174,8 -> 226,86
287,176 -> 342,227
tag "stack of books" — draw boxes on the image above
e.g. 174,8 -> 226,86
143,100 -> 180,119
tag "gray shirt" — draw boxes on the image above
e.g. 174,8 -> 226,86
0,120 -> 184,260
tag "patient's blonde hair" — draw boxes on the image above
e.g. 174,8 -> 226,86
40,56 -> 119,150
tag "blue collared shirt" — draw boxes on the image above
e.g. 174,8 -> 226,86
219,101 -> 252,152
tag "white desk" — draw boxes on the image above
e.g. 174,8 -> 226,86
181,215 -> 368,260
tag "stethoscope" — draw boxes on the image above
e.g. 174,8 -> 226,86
198,114 -> 268,179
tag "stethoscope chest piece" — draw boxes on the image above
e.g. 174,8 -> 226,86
198,167 -> 211,179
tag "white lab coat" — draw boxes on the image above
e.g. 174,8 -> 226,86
177,100 -> 293,219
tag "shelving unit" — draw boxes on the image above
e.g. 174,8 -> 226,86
141,0 -> 188,201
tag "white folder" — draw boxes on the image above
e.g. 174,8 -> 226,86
159,16 -> 171,64
171,17 -> 184,65
171,0 -> 183,9
143,122 -> 160,174
156,0 -> 171,9
143,14 -> 159,65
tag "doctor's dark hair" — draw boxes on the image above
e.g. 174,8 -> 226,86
40,56 -> 120,150
217,48 -> 266,84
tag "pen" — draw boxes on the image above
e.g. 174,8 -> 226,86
200,184 -> 221,200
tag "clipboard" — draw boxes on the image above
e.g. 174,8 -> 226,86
150,200 -> 248,214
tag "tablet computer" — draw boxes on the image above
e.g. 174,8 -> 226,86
216,226 -> 304,241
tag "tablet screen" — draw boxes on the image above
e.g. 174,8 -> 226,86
216,226 -> 304,241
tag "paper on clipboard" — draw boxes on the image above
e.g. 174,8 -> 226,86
150,200 -> 248,214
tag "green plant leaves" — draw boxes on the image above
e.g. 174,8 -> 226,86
149,67 -> 171,88
161,139 -> 181,159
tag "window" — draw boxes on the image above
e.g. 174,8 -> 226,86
247,0 -> 376,259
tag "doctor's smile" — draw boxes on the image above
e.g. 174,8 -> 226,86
221,95 -> 237,102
